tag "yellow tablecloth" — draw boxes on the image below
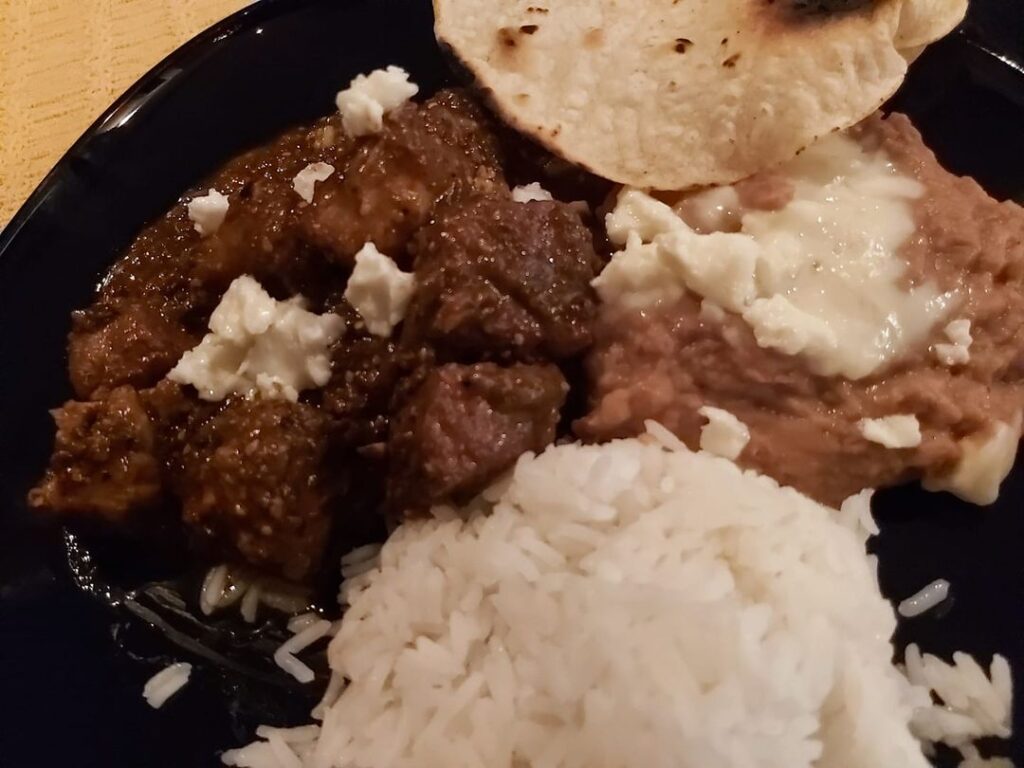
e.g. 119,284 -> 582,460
0,0 -> 250,228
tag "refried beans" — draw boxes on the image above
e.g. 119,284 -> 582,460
577,113 -> 1024,507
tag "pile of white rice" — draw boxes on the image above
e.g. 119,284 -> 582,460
223,424 -> 1013,768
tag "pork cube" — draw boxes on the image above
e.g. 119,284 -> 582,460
387,363 -> 567,516
321,301 -> 433,448
29,387 -> 162,521
299,90 -> 505,267
178,399 -> 334,581
68,301 -> 196,399
404,195 -> 601,361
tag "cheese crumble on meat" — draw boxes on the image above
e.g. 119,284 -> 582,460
344,242 -> 415,337
698,406 -> 750,460
934,319 -> 973,366
187,189 -> 229,236
168,275 -> 344,401
859,415 -> 923,449
595,132 -> 958,380
292,162 -> 335,203
512,183 -> 554,203
335,66 -> 419,137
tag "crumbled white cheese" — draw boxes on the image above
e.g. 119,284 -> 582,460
292,162 -> 335,203
168,275 -> 344,401
924,412 -> 1022,505
934,318 -> 972,366
335,66 -> 418,137
859,414 -> 922,449
591,231 -> 684,310
698,406 -> 750,460
187,189 -> 229,236
512,183 -> 554,203
597,133 -> 959,379
344,242 -> 415,337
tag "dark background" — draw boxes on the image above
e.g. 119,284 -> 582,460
1,0 -> 1024,765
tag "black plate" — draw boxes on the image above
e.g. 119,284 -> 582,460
1,1 -> 1023,765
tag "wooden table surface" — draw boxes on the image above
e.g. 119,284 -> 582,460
0,0 -> 250,229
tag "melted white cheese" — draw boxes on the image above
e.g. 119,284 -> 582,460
293,162 -> 335,203
187,189 -> 229,236
699,299 -> 726,324
859,415 -> 922,449
335,66 -> 418,137
676,185 -> 743,234
168,276 -> 344,401
595,132 -> 958,379
344,242 -> 416,337
923,413 -> 1022,505
698,406 -> 750,461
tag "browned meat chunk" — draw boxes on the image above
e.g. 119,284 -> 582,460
86,117 -> 355,373
178,399 -> 334,581
403,195 -> 602,361
187,118 -> 355,309
299,90 -> 506,267
387,363 -> 568,516
138,380 -> 215,487
29,387 -> 162,521
68,301 -> 197,399
320,301 -> 433,448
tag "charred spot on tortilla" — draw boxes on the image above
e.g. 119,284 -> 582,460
674,38 -> 693,53
520,24 -> 539,34
723,53 -> 741,68
497,27 -> 519,49
773,0 -> 877,22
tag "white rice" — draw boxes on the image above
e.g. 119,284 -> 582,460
200,565 -> 310,623
838,488 -> 878,539
958,744 -> 1015,768
241,583 -> 262,623
224,427 -> 1015,768
227,427 -> 941,768
273,620 -> 333,684
200,564 -> 230,616
898,579 -> 951,618
143,662 -> 192,709
904,643 -> 1013,746
340,544 -> 383,580
287,612 -> 323,635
